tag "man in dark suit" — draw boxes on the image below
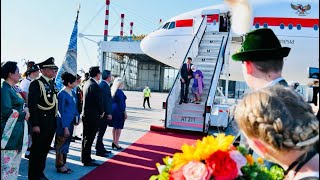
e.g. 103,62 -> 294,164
180,57 -> 193,104
81,66 -> 103,166
28,57 -> 59,180
95,70 -> 112,157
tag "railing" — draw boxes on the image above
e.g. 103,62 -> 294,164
165,17 -> 207,128
203,31 -> 231,132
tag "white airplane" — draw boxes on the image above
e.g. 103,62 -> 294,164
140,0 -> 319,86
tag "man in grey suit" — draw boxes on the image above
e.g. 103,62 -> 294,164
95,70 -> 113,157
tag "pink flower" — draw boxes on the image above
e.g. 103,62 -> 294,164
182,161 -> 211,180
4,157 -> 10,164
229,150 -> 247,176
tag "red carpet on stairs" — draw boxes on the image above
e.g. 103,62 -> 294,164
81,131 -> 203,180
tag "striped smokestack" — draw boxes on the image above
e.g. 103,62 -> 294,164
130,22 -> 133,37
120,14 -> 124,37
104,0 -> 110,41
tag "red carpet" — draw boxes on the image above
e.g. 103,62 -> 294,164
81,131 -> 203,180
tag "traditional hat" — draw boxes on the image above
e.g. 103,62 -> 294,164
76,74 -> 82,80
22,61 -> 39,77
232,28 -> 291,61
102,70 -> 111,79
37,57 -> 58,69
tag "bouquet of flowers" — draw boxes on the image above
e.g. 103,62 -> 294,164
150,134 -> 284,180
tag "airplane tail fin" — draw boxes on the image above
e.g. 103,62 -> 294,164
224,0 -> 253,35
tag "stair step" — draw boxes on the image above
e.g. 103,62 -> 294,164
173,108 -> 204,116
195,56 -> 217,61
171,114 -> 204,124
200,35 -> 222,41
205,31 -> 228,35
192,61 -> 216,66
173,108 -> 204,117
166,124 -> 203,132
199,48 -> 220,54
201,39 -> 223,45
174,102 -> 205,110
202,35 -> 224,40
192,65 -> 216,72
198,52 -> 219,57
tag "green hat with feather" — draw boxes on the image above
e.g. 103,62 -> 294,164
232,28 -> 291,61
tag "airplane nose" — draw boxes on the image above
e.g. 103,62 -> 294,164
140,33 -> 154,57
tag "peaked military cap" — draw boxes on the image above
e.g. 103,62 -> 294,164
232,28 -> 291,61
37,57 -> 58,69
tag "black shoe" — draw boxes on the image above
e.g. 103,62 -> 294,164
40,174 -> 49,180
111,142 -> 122,150
57,168 -> 72,174
96,152 -> 109,158
179,101 -> 183,105
183,101 -> 188,103
49,146 -> 55,151
73,136 -> 82,140
25,153 -> 30,159
149,107 -> 151,109
83,162 -> 100,166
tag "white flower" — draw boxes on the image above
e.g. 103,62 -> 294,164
230,150 -> 247,175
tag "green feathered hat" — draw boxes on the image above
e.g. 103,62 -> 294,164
232,28 -> 291,61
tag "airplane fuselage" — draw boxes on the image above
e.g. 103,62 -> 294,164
140,1 -> 319,85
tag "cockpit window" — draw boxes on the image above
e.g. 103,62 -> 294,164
162,22 -> 170,29
168,22 -> 176,29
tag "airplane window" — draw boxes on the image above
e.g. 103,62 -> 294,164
168,22 -> 176,29
162,22 -> 170,29
263,23 -> 268,28
314,25 -> 319,31
288,24 -> 293,30
297,24 -> 301,30
280,23 -> 285,29
255,23 -> 259,28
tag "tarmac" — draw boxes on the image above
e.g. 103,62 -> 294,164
18,91 -> 167,180
17,90 -> 244,180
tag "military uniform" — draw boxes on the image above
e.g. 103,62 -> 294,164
28,57 -> 59,180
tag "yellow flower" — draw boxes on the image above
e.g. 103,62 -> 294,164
196,134 -> 234,160
172,144 -> 200,170
171,134 -> 235,170
246,154 -> 254,165
257,157 -> 264,165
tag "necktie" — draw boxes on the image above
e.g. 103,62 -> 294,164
49,80 -> 54,89
187,64 -> 190,71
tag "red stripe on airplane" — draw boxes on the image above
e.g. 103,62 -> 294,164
253,17 -> 319,27
176,19 -> 193,27
207,14 -> 219,23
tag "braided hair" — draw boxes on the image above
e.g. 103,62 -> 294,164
235,85 -> 319,152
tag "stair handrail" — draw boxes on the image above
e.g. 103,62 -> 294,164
165,17 -> 207,128
203,31 -> 231,132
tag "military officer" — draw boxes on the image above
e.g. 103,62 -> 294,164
28,57 -> 59,180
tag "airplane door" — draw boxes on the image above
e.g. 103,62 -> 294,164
201,9 -> 220,32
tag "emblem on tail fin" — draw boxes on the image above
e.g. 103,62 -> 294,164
291,3 -> 311,16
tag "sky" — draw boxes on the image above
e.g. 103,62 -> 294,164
1,0 -> 223,73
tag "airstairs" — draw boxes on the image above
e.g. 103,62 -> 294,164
164,16 -> 231,133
